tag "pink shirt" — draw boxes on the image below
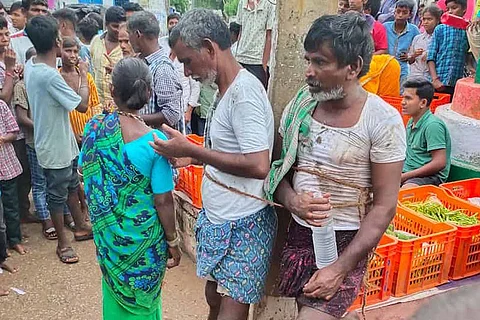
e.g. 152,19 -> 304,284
372,21 -> 388,51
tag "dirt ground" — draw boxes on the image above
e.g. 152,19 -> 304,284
0,224 -> 425,320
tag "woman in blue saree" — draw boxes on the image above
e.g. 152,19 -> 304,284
79,57 -> 181,319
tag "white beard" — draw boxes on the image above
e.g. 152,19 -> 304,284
198,69 -> 217,85
311,85 -> 346,102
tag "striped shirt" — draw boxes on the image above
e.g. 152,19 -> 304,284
59,69 -> 101,137
90,33 -> 123,105
139,49 -> 183,127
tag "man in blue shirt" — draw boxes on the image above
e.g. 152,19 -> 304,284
384,0 -> 420,84
427,0 -> 469,95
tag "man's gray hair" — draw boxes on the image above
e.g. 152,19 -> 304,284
169,8 -> 231,51
127,11 -> 160,39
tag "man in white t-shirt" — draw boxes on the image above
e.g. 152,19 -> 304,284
150,9 -> 276,320
10,0 -> 48,65
265,13 -> 406,320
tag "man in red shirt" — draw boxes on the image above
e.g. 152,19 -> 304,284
348,0 -> 388,55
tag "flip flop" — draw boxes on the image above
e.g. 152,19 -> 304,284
56,247 -> 79,264
43,227 -> 58,240
74,232 -> 93,242
65,221 -> 76,232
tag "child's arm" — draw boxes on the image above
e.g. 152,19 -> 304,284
0,132 -> 17,145
427,27 -> 443,89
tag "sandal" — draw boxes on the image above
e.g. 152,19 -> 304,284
56,247 -> 79,264
43,227 -> 58,240
65,221 -> 76,232
74,232 -> 93,242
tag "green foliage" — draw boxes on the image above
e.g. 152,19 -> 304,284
171,0 -> 190,13
224,0 -> 239,17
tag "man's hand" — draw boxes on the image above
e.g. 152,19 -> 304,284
303,263 -> 347,300
78,59 -> 89,76
413,48 -> 424,58
5,48 -> 16,71
167,246 -> 181,269
104,53 -> 114,75
433,78 -> 445,90
289,192 -> 332,227
398,52 -> 409,62
150,124 -> 194,159
0,135 -> 4,145
171,157 -> 193,168
15,64 -> 24,79
185,105 -> 193,124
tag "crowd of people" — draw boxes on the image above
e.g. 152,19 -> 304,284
0,0 -> 475,319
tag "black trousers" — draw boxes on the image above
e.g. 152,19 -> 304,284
0,199 -> 7,264
240,63 -> 270,90
0,177 -> 21,246
13,139 -> 31,219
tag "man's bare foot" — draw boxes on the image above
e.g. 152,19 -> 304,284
0,288 -> 9,296
0,262 -> 18,273
11,244 -> 27,255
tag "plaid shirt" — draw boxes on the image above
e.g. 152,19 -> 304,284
427,24 -> 468,87
139,49 -> 182,127
0,100 -> 22,180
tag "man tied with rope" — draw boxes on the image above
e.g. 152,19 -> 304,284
150,9 -> 277,320
264,13 -> 406,320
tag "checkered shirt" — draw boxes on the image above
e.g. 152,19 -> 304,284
139,49 -> 183,127
0,100 -> 22,180
427,24 -> 469,87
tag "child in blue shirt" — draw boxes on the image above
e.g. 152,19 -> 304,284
384,0 -> 420,85
427,0 -> 469,94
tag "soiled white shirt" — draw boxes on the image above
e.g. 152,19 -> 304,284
202,69 -> 274,224
280,94 -> 406,230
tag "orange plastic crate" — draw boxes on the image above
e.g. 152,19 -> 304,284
390,206 -> 456,297
175,135 -> 204,208
381,96 -> 410,127
440,179 -> 480,202
430,93 -> 451,114
381,93 -> 452,127
398,186 -> 480,280
350,234 -> 397,310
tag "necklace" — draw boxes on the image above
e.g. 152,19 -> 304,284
117,110 -> 146,125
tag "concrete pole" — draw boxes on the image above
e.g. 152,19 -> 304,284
251,0 -> 337,319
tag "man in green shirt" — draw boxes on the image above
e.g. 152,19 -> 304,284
191,82 -> 217,136
401,78 -> 451,188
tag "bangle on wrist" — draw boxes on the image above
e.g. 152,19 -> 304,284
167,235 -> 181,248
5,72 -> 14,78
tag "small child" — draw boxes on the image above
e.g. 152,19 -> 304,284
427,0 -> 469,94
338,0 -> 350,14
0,99 -> 25,255
384,0 -> 420,84
408,5 -> 443,79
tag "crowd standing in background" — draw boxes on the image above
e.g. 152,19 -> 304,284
0,0 -> 478,319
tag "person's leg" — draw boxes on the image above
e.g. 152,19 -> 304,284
191,112 -> 200,135
198,117 -> 207,137
44,167 -> 78,263
297,306 -> 337,320
26,146 -> 57,239
0,178 -> 25,254
205,281 -> 221,320
66,159 -> 92,240
217,297 -> 249,320
13,139 -> 33,222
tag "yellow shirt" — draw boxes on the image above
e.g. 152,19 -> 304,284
60,70 -> 101,136
90,33 -> 122,105
361,54 -> 401,97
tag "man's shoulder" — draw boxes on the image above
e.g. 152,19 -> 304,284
11,30 -> 26,39
368,94 -> 404,120
424,114 -> 448,130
